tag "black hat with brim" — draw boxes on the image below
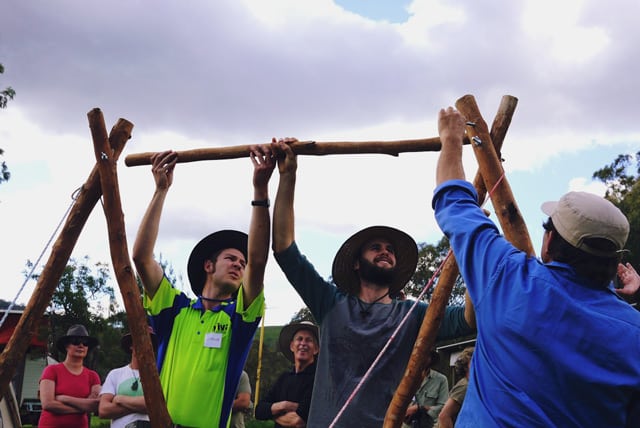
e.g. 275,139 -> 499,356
187,230 -> 248,296
55,324 -> 99,353
120,326 -> 158,354
331,225 -> 418,296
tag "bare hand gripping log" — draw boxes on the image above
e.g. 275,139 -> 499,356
124,136 -> 472,166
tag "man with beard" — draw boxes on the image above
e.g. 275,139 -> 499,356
264,138 -> 476,427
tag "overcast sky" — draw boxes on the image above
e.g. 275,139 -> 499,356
1,0 -> 638,326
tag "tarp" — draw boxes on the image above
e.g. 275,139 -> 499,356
0,312 -> 48,348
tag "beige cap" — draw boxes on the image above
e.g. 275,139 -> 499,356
541,191 -> 629,257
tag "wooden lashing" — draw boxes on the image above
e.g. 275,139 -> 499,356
0,117 -> 133,403
88,108 -> 172,428
384,95 -> 535,427
124,137 -> 472,166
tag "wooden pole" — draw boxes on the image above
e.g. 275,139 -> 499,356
2,385 -> 22,428
0,118 -> 133,403
124,136 -> 472,167
456,95 -> 534,255
253,313 -> 266,418
384,95 -> 523,427
88,108 -> 173,428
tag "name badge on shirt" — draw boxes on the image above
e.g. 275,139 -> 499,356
204,332 -> 223,348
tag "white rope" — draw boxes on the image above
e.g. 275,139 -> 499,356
0,186 -> 82,329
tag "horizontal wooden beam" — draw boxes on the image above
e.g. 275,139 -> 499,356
124,136 -> 472,167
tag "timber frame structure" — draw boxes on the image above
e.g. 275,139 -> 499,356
0,94 -> 532,428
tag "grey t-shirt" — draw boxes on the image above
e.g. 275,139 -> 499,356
275,242 -> 473,428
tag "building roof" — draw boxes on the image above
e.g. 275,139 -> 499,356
0,311 -> 48,348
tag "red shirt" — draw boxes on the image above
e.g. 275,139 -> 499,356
38,363 -> 101,428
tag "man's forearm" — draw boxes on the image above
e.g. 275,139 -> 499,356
273,171 -> 296,253
464,289 -> 476,328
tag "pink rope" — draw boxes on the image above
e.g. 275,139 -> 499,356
329,250 -> 453,427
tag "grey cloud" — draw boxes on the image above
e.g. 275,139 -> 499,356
1,0 -> 639,142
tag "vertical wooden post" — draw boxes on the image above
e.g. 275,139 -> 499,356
456,95 -> 534,255
0,118 -> 133,402
88,108 -> 173,427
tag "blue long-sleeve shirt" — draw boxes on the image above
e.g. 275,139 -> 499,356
433,179 -> 640,427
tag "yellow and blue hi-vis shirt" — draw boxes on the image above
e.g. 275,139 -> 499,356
144,276 -> 264,428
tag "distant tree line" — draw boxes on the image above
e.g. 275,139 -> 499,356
0,62 -> 15,185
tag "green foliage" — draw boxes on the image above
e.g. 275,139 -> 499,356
289,306 -> 316,324
21,253 -> 185,382
244,325 -> 291,407
593,151 -> 640,202
28,256 -> 129,379
159,253 -> 184,290
404,236 -> 466,305
0,148 -> 9,184
90,416 -> 112,427
0,63 -> 15,109
593,151 -> 640,269
46,256 -> 115,321
1,63 -> 14,184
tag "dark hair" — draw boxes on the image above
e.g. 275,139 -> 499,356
543,218 -> 620,287
207,248 -> 224,264
454,347 -> 474,378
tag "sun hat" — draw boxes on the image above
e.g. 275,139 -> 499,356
331,225 -> 418,296
187,230 -> 248,296
55,324 -> 99,353
278,321 -> 319,363
120,326 -> 158,354
541,191 -> 629,257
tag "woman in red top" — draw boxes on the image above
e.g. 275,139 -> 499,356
38,324 -> 101,428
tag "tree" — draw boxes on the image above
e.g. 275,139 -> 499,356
28,256 -> 127,379
289,307 -> 316,324
0,63 -> 15,185
593,151 -> 640,270
404,237 -> 467,306
0,64 -> 14,109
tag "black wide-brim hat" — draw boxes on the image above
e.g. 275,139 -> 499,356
120,326 -> 158,354
331,225 -> 418,296
55,324 -> 99,353
278,321 -> 319,363
187,230 -> 248,296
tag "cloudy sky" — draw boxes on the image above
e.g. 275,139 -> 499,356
1,0 -> 638,326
